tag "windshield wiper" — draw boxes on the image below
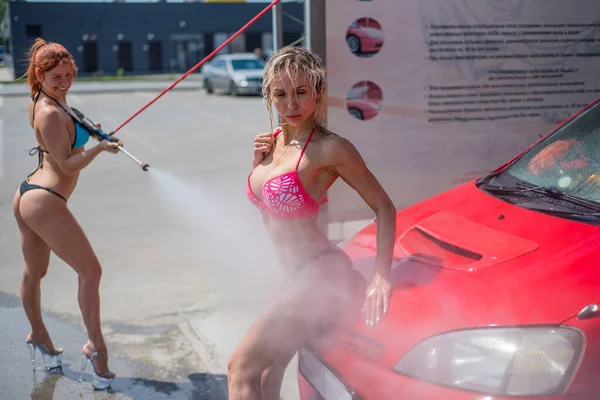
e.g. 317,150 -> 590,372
517,202 -> 600,220
478,180 -> 600,213
477,182 -> 567,202
478,182 -> 552,195
514,182 -> 600,212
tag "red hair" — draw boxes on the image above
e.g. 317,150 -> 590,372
24,38 -> 78,97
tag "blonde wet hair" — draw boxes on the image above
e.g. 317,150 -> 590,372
262,46 -> 327,133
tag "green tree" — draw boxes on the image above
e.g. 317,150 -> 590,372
0,0 -> 7,25
1,0 -> 25,47
1,0 -> 25,24
0,0 -> 8,47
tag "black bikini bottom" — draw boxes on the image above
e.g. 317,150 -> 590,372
20,180 -> 67,202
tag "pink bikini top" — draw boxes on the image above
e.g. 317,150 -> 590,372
246,128 -> 327,220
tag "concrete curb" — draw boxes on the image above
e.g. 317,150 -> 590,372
0,83 -> 204,97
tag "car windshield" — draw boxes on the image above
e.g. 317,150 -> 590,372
499,100 -> 600,202
231,59 -> 264,70
348,86 -> 369,99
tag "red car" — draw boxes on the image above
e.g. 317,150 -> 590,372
346,21 -> 384,55
346,83 -> 383,120
298,98 -> 600,399
346,97 -> 381,120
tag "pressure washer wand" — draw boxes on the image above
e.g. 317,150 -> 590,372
80,117 -> 150,171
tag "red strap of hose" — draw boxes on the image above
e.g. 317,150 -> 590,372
111,0 -> 281,135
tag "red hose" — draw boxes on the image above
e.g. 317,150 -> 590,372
111,0 -> 281,135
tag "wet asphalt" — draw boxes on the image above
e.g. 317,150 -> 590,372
0,85 -> 276,400
0,289 -> 228,400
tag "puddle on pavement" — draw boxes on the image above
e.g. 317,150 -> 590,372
0,289 -> 228,399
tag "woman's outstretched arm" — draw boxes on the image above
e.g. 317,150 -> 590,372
325,134 -> 397,327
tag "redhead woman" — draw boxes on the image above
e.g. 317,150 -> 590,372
12,38 -> 120,389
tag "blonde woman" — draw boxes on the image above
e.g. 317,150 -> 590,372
229,45 -> 397,399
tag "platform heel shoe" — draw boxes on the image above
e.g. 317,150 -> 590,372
26,341 -> 63,370
78,350 -> 115,390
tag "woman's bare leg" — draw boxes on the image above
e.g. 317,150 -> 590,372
261,359 -> 292,400
227,292 -> 312,400
18,190 -> 113,378
227,252 -> 359,400
12,190 -> 57,352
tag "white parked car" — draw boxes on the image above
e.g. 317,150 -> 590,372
201,53 -> 265,96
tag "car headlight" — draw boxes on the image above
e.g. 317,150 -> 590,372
233,74 -> 248,86
393,327 -> 584,397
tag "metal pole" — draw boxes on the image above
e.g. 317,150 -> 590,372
272,2 -> 283,51
272,2 -> 283,125
304,0 -> 311,50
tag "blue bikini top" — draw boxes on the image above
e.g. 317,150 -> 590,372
71,112 -> 90,149
32,90 -> 90,149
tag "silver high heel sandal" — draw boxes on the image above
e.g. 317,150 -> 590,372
26,341 -> 62,370
78,350 -> 115,390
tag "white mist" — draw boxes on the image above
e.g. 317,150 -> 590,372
145,167 -> 284,312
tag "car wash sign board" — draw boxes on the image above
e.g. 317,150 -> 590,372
324,0 -> 600,223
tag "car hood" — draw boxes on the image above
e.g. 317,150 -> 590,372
233,69 -> 263,79
362,27 -> 384,39
333,180 -> 600,368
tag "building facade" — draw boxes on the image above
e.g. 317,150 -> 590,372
8,1 -> 304,77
